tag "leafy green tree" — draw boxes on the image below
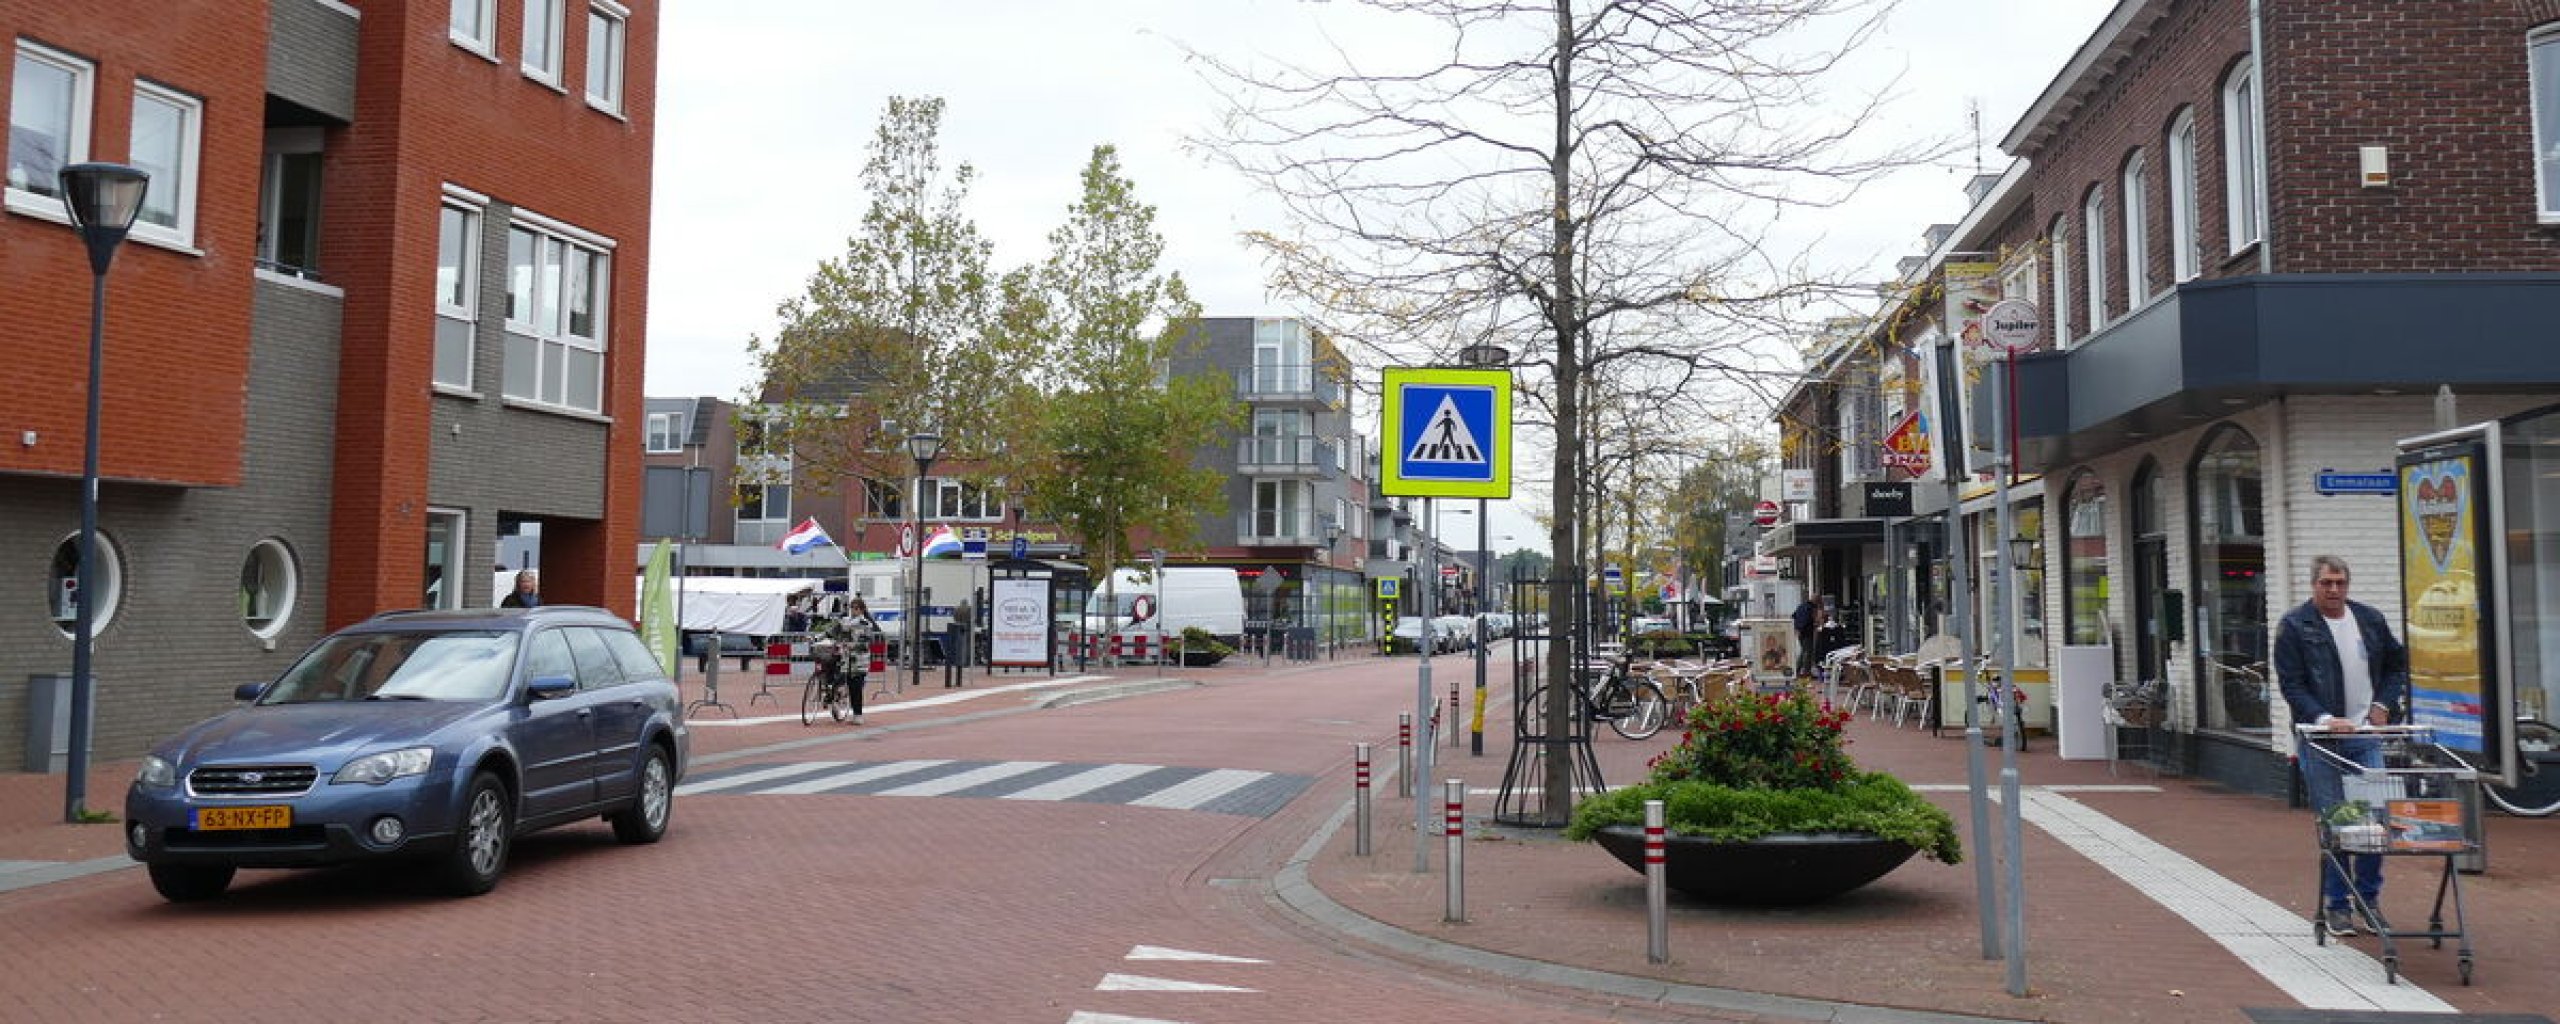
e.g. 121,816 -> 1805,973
1009,146 -> 1240,584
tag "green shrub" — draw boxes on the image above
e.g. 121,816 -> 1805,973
1565,774 -> 1963,864
1177,626 -> 1235,659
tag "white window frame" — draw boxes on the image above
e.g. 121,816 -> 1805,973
645,412 -> 681,453
585,1 -> 628,114
2532,29 -> 2560,222
1253,480 -> 1308,539
7,39 -> 94,221
450,0 -> 497,57
426,508 -> 467,610
500,209 -> 613,413
2048,218 -> 2072,346
2082,189 -> 2107,332
436,197 -> 482,391
259,126 -> 326,277
928,478 -> 1004,521
49,530 -> 125,636
736,482 -> 791,534
522,0 -> 566,86
2223,57 -> 2265,254
124,81 -> 202,249
240,538 -> 299,640
2167,109 -> 2201,280
2121,151 -> 2149,308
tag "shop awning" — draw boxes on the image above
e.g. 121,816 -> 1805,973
1758,517 -> 1884,555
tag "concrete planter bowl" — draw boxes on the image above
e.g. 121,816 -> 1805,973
1590,825 -> 1919,905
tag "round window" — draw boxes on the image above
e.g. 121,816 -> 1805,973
47,533 -> 124,637
241,539 -> 298,638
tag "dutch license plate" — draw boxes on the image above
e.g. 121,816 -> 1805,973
192,805 -> 291,831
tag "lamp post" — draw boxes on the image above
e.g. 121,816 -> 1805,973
1455,341 -> 1509,757
58,163 -> 149,823
905,431 -> 943,695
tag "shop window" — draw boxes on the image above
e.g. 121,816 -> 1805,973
2063,471 -> 2110,646
2131,459 -> 2169,686
2190,425 -> 2268,734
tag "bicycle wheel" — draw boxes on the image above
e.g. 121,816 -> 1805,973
1608,680 -> 1668,740
826,671 -> 854,723
801,674 -> 824,726
2486,719 -> 2560,817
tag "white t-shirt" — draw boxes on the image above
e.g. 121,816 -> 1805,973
2324,610 -> 2373,724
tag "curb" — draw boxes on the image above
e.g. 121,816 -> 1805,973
1033,677 -> 1201,709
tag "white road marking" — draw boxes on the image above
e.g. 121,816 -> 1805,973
760,759 -> 952,795
1126,945 -> 1266,964
1094,974 -> 1257,994
673,761 -> 853,796
875,761 -> 1057,797
1129,769 -> 1267,810
2019,788 -> 2453,1012
1064,1013 -> 1189,1024
685,676 -> 1112,727
1003,764 -> 1162,802
1911,783 -> 2162,793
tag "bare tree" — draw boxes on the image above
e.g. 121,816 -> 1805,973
1196,0 -> 1936,823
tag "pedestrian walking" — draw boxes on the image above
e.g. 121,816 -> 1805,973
2273,554 -> 2408,937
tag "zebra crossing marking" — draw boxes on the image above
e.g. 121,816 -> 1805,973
1126,945 -> 1266,964
679,759 -> 1311,817
1095,974 -> 1256,993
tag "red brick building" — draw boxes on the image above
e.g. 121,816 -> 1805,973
1,0 -> 655,765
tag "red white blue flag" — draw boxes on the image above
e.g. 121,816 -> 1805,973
776,517 -> 834,554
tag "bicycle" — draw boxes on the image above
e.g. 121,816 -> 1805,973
1584,652 -> 1669,740
2483,709 -> 2560,817
800,636 -> 866,726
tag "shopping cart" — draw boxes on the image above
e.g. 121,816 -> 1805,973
2297,724 -> 2478,985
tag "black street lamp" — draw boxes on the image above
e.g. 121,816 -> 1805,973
905,430 -> 943,694
59,162 -> 149,823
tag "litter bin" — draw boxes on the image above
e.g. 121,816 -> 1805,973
24,673 -> 79,774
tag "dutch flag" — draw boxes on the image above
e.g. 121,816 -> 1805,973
920,526 -> 963,559
776,517 -> 834,554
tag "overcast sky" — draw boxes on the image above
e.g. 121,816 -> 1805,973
644,1 -> 2115,553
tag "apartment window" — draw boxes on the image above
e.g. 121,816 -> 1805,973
2224,57 -> 2264,253
929,479 -> 1002,520
123,82 -> 202,247
2081,188 -> 2107,332
523,0 -> 566,84
502,215 -> 611,413
424,509 -> 466,609
2121,152 -> 2149,308
2048,218 -> 2071,346
2167,109 -> 2200,280
1254,480 -> 1306,538
585,2 -> 627,113
644,412 -> 680,453
436,201 -> 481,389
2534,29 -> 2560,221
8,40 -> 92,211
863,478 -> 904,520
737,482 -> 791,527
240,539 -> 298,639
260,127 -> 325,277
450,0 -> 496,55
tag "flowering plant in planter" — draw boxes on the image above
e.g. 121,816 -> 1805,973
1566,688 -> 1962,865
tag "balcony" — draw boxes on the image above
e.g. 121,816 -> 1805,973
1234,365 -> 1343,408
1236,435 -> 1332,477
1235,515 -> 1322,547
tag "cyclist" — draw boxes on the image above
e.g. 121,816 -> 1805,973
823,597 -> 883,724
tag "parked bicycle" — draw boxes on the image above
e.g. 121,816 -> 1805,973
2483,707 -> 2560,817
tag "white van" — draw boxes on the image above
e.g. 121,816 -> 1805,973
1086,567 -> 1245,653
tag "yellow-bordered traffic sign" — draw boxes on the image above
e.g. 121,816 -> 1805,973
1378,367 -> 1512,498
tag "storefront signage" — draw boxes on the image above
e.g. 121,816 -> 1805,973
2316,470 -> 2398,495
1781,469 -> 1815,502
1881,412 -> 1931,475
2395,434 -> 2500,762
1981,299 -> 2041,355
1752,499 -> 1781,527
1862,482 -> 1914,517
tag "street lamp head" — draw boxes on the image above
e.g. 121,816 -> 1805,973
58,162 -> 149,276
905,430 -> 943,467
1456,343 -> 1510,368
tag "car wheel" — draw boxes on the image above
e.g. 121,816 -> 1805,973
436,771 -> 512,897
147,863 -> 234,903
608,746 -> 674,845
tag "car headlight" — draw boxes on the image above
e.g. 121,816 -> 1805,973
332,746 -> 434,785
135,755 -> 177,789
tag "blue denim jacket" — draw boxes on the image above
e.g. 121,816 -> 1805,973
2273,599 -> 2409,725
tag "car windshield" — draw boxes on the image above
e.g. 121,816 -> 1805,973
262,630 -> 520,704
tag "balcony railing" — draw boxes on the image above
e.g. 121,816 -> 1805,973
1234,365 -> 1342,407
1236,435 -> 1329,475
1235,514 -> 1322,547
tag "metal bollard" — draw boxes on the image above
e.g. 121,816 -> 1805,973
1449,682 -> 1462,748
1354,743 -> 1373,857
1645,799 -> 1668,963
1443,779 -> 1466,922
1397,713 -> 1413,798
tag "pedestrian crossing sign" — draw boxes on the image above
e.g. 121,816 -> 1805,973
1379,367 -> 1511,498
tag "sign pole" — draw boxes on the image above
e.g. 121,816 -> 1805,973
1413,496 -> 1436,873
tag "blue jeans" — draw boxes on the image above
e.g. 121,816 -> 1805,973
2300,735 -> 2384,913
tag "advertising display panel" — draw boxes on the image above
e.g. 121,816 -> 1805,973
2395,425 -> 2508,775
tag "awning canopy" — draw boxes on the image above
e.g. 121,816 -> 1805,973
1758,517 -> 1885,555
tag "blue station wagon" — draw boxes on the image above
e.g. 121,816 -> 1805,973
125,606 -> 689,901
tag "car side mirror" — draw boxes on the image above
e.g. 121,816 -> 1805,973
527,675 -> 577,700
234,682 -> 268,702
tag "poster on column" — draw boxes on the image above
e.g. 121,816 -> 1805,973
991,577 -> 1051,668
2394,425 -> 2507,768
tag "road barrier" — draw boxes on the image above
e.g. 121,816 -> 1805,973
1443,779 -> 1466,923
1397,713 -> 1413,799
1353,743 -> 1373,857
1646,799 -> 1668,963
